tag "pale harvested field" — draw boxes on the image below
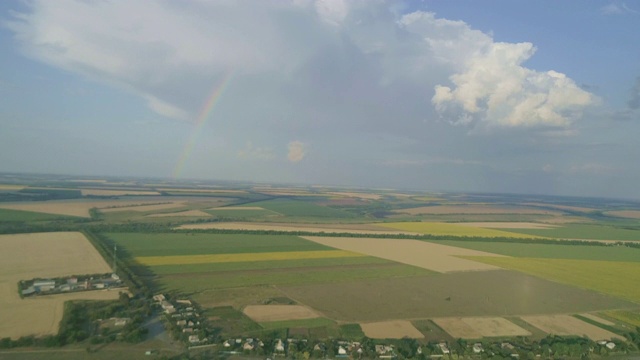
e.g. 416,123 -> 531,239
457,222 -> 558,229
0,200 -> 178,217
580,313 -> 616,326
433,317 -> 531,339
302,236 -> 504,273
394,205 -> 561,216
0,232 -> 115,339
146,210 -> 212,217
0,184 -> 25,190
327,192 -> 381,200
361,320 -> 423,339
100,202 -> 186,213
521,315 -> 623,340
177,222 -> 415,235
80,189 -> 160,196
243,305 -> 320,322
606,210 -> 640,219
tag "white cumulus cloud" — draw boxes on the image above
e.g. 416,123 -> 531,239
287,141 -> 306,163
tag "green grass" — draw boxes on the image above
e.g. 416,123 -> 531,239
159,264 -> 434,292
503,224 -> 640,241
246,199 -> 355,218
435,240 -> 640,262
339,323 -> 365,339
259,318 -> 335,330
467,257 -> 640,304
0,208 -> 78,222
205,306 -> 262,335
604,310 -> 640,327
150,256 -> 392,275
106,233 -> 331,257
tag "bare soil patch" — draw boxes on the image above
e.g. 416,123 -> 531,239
0,232 -> 115,339
456,222 -> 558,229
433,317 -> 531,339
280,271 -> 636,322
177,222 -> 414,235
521,315 -> 623,340
146,210 -> 212,217
394,205 -> 561,216
361,320 -> 423,339
0,184 -> 25,190
243,305 -> 321,322
302,236 -> 504,273
80,189 -> 160,196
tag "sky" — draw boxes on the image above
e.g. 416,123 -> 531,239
0,0 -> 639,198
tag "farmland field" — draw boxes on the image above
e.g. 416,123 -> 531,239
435,240 -> 640,262
243,198 -> 356,218
106,233 -> 332,257
498,224 -> 640,241
280,270 -> 635,322
468,257 -> 640,303
80,189 -> 160,196
520,315 -> 623,340
135,250 -> 365,266
0,208 -> 77,222
379,222 -> 542,238
392,205 -> 561,216
303,236 -> 504,272
145,209 -> 211,217
604,310 -> 640,327
432,317 -> 531,339
176,221 -> 414,234
243,305 -> 321,322
0,232 -> 116,339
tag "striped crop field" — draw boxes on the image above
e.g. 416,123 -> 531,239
136,250 -> 365,266
467,257 -> 640,304
380,222 -> 543,238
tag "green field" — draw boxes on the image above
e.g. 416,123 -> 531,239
150,256 -> 391,274
205,208 -> 280,218
468,257 -> 640,304
503,224 -> 640,241
245,199 -> 356,218
0,208 -> 78,222
436,240 -> 640,262
159,264 -> 434,292
380,222 -> 542,238
106,233 -> 331,257
604,310 -> 640,327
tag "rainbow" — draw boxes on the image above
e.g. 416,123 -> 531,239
172,71 -> 234,179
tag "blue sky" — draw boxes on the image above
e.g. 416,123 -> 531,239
1,0 -> 639,198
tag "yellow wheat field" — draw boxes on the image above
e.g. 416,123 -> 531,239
136,250 -> 365,266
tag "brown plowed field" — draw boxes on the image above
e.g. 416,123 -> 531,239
243,305 -> 321,322
0,232 -> 116,339
302,236 -> 504,273
361,320 -> 423,339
